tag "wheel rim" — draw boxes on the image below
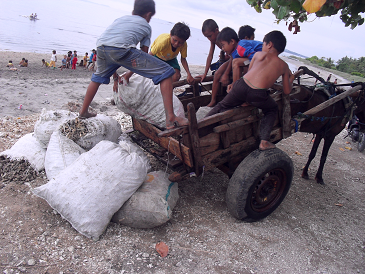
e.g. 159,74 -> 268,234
250,168 -> 287,212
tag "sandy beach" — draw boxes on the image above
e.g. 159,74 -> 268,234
1,51 -> 364,274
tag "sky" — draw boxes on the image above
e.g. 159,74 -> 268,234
90,0 -> 365,62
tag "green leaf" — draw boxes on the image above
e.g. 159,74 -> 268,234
277,5 -> 289,19
290,0 -> 302,14
275,0 -> 290,5
270,0 -> 279,10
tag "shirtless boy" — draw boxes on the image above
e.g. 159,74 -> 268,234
207,30 -> 294,151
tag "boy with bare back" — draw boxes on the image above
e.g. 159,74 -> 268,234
79,0 -> 188,129
207,30 -> 294,151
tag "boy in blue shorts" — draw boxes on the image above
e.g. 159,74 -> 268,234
79,0 -> 188,129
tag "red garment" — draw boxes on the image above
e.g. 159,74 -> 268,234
72,57 -> 78,69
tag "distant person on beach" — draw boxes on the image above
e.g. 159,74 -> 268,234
207,27 -> 262,107
22,59 -> 28,67
7,60 -> 14,68
66,52 -> 72,68
49,50 -> 57,69
334,78 -> 337,84
71,53 -> 78,69
206,30 -> 294,151
19,58 -> 26,66
198,19 -> 227,83
79,0 -> 188,129
60,55 -> 67,70
71,50 -> 77,66
88,49 -> 95,69
83,52 -> 89,67
327,73 -> 332,82
41,59 -> 49,67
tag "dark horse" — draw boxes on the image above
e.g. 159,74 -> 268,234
289,67 -> 365,185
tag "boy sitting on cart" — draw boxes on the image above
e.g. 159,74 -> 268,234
207,30 -> 294,151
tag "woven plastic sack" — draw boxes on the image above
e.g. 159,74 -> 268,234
60,114 -> 122,150
113,74 -> 185,129
112,170 -> 179,228
44,131 -> 85,180
0,133 -> 46,171
196,106 -> 213,121
33,140 -> 149,240
34,109 -> 77,148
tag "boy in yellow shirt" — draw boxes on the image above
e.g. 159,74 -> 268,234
150,22 -> 194,84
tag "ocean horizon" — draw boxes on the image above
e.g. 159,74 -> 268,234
0,0 -> 306,66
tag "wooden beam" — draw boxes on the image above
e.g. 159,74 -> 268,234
132,118 -> 194,167
187,103 -> 203,176
213,116 -> 259,133
282,92 -> 291,138
303,85 -> 363,116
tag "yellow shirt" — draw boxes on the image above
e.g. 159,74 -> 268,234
150,33 -> 187,61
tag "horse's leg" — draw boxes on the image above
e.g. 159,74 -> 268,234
315,134 -> 336,185
302,134 -> 322,180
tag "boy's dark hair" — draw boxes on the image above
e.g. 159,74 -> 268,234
263,30 -> 286,53
238,25 -> 255,40
217,27 -> 239,43
202,19 -> 218,33
133,0 -> 155,16
171,22 -> 190,41
42,59 -> 45,62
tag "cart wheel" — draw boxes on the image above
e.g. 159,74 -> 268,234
358,133 -> 365,152
226,148 -> 293,221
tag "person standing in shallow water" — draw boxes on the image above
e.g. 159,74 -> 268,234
78,0 -> 188,129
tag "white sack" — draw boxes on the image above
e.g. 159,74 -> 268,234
61,114 -> 122,150
33,140 -> 149,240
0,133 -> 46,171
113,74 -> 185,128
118,133 -> 151,172
34,109 -> 77,148
196,106 -> 213,121
44,131 -> 86,180
112,170 -> 179,228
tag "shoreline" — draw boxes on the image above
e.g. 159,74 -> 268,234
0,50 -> 351,120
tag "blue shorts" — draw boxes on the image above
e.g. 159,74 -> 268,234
91,46 -> 175,85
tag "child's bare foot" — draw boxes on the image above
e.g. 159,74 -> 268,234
79,111 -> 97,119
206,101 -> 216,107
259,140 -> 276,151
166,116 -> 188,129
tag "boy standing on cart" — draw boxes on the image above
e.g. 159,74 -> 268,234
207,30 -> 294,151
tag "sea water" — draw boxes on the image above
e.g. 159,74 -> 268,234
0,0 -> 214,65
0,0 -> 301,68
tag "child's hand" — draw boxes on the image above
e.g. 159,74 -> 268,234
197,74 -> 206,82
227,84 -> 233,93
187,75 -> 195,85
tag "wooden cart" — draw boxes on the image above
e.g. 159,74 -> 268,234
128,75 -> 301,221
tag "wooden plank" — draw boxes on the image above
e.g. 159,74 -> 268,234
132,118 -> 194,167
213,116 -> 259,133
199,132 -> 220,156
303,85 -> 363,116
202,137 -> 258,170
187,103 -> 203,175
173,75 -> 214,88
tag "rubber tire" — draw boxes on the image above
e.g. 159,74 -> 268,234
226,148 -> 293,221
358,132 -> 365,152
